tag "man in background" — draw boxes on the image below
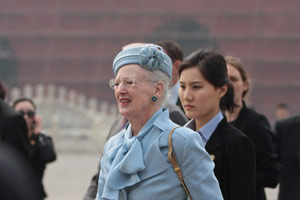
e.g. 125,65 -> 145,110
275,103 -> 290,120
274,115 -> 300,200
156,40 -> 184,112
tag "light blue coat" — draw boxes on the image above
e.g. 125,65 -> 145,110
96,109 -> 223,200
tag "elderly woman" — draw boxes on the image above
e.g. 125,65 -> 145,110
96,44 -> 223,200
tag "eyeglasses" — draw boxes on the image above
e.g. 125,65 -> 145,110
109,78 -> 137,89
110,77 -> 157,89
18,110 -> 35,118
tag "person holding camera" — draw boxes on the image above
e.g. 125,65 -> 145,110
13,98 -> 57,200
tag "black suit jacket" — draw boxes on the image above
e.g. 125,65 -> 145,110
205,118 -> 256,200
0,99 -> 30,159
274,115 -> 300,200
230,102 -> 281,200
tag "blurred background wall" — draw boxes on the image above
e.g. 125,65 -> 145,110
1,0 -> 299,199
0,0 -> 300,123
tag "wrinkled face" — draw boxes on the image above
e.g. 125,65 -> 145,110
14,101 -> 35,132
227,64 -> 248,104
113,64 -> 155,121
179,67 -> 224,123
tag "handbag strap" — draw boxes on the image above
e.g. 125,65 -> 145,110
168,126 -> 193,200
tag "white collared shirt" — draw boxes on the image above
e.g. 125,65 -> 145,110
185,110 -> 224,145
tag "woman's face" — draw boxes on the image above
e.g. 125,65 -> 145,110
113,64 -> 156,121
227,64 -> 248,104
14,101 -> 35,133
179,67 -> 225,123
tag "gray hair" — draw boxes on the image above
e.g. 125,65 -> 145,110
148,69 -> 170,105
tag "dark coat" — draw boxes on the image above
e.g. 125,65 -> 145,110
205,118 -> 256,200
0,145 -> 39,200
274,115 -> 300,200
165,103 -> 188,126
230,102 -> 281,200
29,133 -> 57,199
0,99 -> 30,159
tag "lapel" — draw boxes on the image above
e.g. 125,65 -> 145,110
205,118 -> 227,158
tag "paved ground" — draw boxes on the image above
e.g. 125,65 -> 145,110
43,141 -> 279,200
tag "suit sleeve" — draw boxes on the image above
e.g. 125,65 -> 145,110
254,116 -> 281,188
180,131 -> 223,200
229,136 -> 256,200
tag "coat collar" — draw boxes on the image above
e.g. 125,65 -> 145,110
205,118 -> 228,153
101,108 -> 176,200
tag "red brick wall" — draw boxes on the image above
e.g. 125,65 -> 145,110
1,0 -> 299,122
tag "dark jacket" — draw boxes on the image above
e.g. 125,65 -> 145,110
165,103 -> 188,126
0,145 -> 39,200
29,133 -> 56,199
205,118 -> 256,200
0,99 -> 30,159
274,115 -> 300,200
230,102 -> 281,200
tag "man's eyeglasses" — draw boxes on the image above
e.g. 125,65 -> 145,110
18,110 -> 35,118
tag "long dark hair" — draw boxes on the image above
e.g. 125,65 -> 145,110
179,49 -> 236,112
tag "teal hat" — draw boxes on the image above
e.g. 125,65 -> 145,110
113,44 -> 172,79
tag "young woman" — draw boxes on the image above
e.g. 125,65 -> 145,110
179,50 -> 255,200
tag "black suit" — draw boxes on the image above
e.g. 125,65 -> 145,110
202,118 -> 256,200
0,99 -> 30,159
274,115 -> 300,200
230,102 -> 281,200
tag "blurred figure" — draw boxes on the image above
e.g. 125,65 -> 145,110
0,81 -> 30,159
0,81 -> 7,100
0,144 -> 38,200
155,40 -> 183,108
155,40 -> 187,124
13,98 -> 56,200
225,56 -> 281,200
96,44 -> 222,199
84,115 -> 128,200
179,49 -> 255,200
275,103 -> 290,120
274,115 -> 300,200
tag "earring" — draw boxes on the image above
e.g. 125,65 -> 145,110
151,96 -> 158,102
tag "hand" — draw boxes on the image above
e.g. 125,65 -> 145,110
33,115 -> 43,135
